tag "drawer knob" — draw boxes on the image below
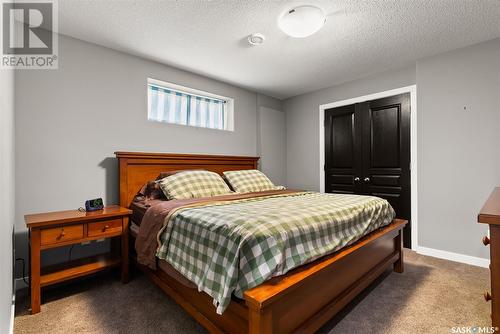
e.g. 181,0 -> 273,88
484,291 -> 492,302
482,236 -> 490,246
58,229 -> 66,239
102,225 -> 110,232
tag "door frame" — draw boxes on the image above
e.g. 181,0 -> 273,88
319,85 -> 418,250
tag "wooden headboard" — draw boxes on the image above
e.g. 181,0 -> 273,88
115,151 -> 259,207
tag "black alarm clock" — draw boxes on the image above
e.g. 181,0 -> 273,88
85,198 -> 104,212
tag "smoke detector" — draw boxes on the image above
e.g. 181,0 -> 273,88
247,33 -> 266,46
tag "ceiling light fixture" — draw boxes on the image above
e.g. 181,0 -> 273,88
248,33 -> 266,46
278,5 -> 326,38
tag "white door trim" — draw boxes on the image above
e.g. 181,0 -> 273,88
318,85 -> 418,250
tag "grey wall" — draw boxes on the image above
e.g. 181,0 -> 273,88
257,93 -> 283,111
283,38 -> 500,260
283,66 -> 416,190
14,35 -> 283,274
416,39 -> 500,259
256,94 -> 285,182
258,107 -> 286,186
0,69 -> 15,331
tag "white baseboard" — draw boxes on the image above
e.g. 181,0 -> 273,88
415,245 -> 489,268
10,289 -> 15,334
11,277 -> 26,333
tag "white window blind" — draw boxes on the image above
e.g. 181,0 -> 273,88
147,79 -> 233,131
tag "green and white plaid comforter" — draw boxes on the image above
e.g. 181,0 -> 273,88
156,191 -> 395,314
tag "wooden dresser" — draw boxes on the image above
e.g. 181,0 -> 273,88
478,187 -> 500,328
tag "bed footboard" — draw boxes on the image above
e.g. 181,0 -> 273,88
244,219 -> 407,334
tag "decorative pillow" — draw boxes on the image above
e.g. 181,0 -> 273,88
138,180 -> 166,200
158,170 -> 233,200
223,169 -> 285,193
155,170 -> 203,181
136,170 -> 204,200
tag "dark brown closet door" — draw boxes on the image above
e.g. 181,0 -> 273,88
361,94 -> 411,247
324,93 -> 411,247
324,104 -> 362,194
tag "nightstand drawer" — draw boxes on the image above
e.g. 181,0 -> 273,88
41,224 -> 84,246
88,218 -> 122,237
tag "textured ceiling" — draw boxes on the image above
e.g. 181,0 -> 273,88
58,0 -> 500,99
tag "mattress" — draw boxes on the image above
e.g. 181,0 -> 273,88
130,197 -> 163,227
130,221 -> 196,289
130,221 -> 140,236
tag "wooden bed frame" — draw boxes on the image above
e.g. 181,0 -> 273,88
115,151 -> 407,334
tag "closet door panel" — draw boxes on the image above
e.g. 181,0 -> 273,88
362,94 -> 411,246
370,106 -> 400,168
324,105 -> 362,194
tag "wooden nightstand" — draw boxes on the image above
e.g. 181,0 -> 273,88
25,205 -> 132,314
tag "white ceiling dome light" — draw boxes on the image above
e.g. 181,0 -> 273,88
278,5 -> 326,38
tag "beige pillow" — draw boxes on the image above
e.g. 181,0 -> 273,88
158,170 -> 232,200
223,169 -> 285,193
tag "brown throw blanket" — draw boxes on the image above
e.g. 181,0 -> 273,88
135,190 -> 301,269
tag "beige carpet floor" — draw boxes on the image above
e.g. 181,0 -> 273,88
15,250 -> 491,334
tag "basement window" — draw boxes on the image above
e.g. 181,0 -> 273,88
147,78 -> 234,131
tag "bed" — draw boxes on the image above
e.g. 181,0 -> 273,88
115,151 -> 407,333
